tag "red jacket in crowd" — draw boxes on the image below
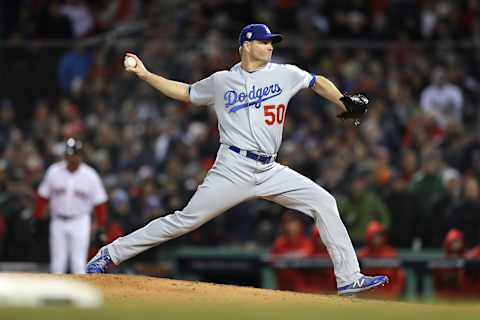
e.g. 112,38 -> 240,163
357,221 -> 405,299
466,245 -> 480,259
270,213 -> 312,292
431,229 -> 468,300
464,244 -> 480,298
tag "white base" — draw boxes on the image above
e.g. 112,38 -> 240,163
0,274 -> 102,308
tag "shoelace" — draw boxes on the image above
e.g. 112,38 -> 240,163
89,251 -> 110,269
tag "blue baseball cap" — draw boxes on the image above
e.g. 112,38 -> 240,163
239,24 -> 283,46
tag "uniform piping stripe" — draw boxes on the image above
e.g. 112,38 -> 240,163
309,74 -> 316,88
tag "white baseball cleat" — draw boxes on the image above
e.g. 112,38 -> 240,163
337,275 -> 389,296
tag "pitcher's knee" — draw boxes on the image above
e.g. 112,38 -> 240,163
325,193 -> 338,208
161,210 -> 208,236
311,192 -> 340,218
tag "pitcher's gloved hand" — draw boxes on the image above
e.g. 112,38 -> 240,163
337,94 -> 369,126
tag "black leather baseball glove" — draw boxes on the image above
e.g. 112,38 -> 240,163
337,94 -> 369,126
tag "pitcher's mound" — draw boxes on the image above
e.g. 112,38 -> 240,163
74,274 -> 345,305
9,273 -> 348,305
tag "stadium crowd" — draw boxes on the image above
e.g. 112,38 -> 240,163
0,0 -> 480,279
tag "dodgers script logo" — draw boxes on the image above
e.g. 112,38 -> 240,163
224,84 -> 283,113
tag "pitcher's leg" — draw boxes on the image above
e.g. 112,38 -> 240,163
108,171 -> 253,265
258,166 -> 362,287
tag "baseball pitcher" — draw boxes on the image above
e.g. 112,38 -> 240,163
87,24 -> 386,295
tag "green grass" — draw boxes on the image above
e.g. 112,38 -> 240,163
2,301 -> 480,320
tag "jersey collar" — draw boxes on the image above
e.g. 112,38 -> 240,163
232,62 -> 271,74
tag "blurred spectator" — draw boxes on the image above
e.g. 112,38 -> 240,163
430,168 -> 462,246
466,244 -> 480,259
357,221 -> 406,299
409,149 -> 445,247
97,0 -> 141,30
109,188 -> 134,232
34,2 -> 73,39
270,212 -> 312,292
384,177 -> 419,248
398,148 -> 418,184
431,229 -> 467,300
59,0 -> 93,38
57,46 -> 92,93
338,171 -> 391,245
464,242 -> 480,299
0,100 -> 15,153
459,136 -> 480,175
420,67 -> 464,129
0,211 -> 5,257
445,176 -> 480,247
0,162 -> 7,257
139,178 -> 164,223
88,218 -> 124,260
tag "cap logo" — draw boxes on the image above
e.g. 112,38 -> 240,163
246,32 -> 252,39
67,138 -> 76,147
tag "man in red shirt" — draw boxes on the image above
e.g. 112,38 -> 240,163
466,245 -> 480,258
431,229 -> 467,300
270,212 -> 312,292
357,221 -> 405,299
463,240 -> 480,298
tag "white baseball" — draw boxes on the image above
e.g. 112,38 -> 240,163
124,56 -> 137,68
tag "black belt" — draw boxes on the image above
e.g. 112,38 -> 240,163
228,145 -> 275,164
54,214 -> 82,221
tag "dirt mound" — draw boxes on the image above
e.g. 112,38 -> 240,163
17,273 -> 354,305
76,274 -> 344,304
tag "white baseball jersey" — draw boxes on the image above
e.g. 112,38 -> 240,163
189,63 -> 316,155
38,161 -> 107,217
39,160 -> 107,274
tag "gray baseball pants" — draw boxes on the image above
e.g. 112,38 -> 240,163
107,144 -> 362,287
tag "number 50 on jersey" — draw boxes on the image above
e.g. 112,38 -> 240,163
264,104 -> 286,125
